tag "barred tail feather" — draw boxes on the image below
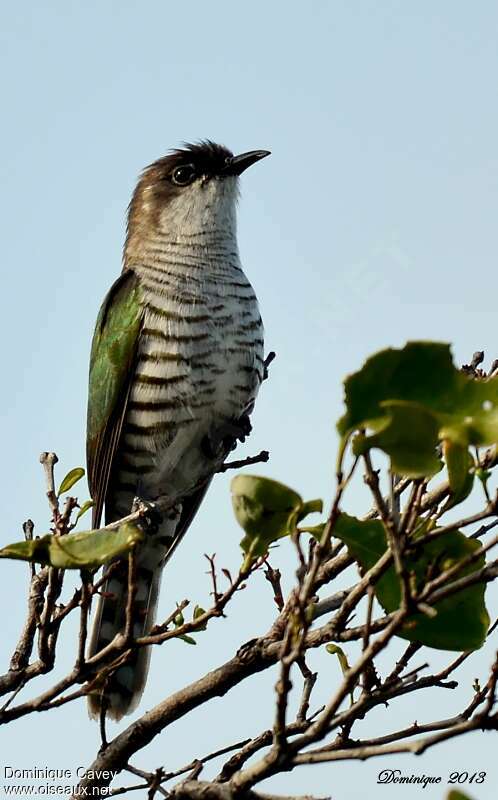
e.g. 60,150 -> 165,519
87,514 -> 178,721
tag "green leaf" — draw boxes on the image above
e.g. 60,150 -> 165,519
57,467 -> 85,496
476,466 -> 492,496
299,523 -> 326,540
75,500 -> 95,523
338,341 -> 498,478
447,792 -> 475,800
231,475 -> 322,568
174,610 -> 185,626
173,606 -> 197,645
299,499 -> 323,516
193,605 -> 207,631
333,513 -> 489,651
353,401 -> 442,477
178,635 -> 197,645
0,523 -> 143,569
326,643 -> 354,703
444,441 -> 475,506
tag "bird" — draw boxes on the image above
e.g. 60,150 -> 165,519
85,141 -> 269,720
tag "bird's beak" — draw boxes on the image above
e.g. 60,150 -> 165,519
224,150 -> 271,176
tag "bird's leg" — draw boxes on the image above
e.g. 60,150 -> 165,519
201,413 -> 253,459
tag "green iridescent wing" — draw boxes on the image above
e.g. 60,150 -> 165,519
86,270 -> 144,528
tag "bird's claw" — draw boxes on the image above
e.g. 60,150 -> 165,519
223,413 -> 252,445
201,414 -> 253,459
131,497 -> 163,534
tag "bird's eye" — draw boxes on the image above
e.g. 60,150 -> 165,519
171,164 -> 196,186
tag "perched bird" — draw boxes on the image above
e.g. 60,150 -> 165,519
86,141 -> 269,720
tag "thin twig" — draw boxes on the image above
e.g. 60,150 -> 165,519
218,451 -> 270,473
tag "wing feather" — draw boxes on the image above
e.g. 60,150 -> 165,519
86,270 -> 144,528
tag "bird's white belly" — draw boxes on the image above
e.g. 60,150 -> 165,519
115,269 -> 264,508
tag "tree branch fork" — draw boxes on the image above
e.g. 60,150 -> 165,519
2,427 -> 498,800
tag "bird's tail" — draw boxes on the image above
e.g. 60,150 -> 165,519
87,513 -> 179,721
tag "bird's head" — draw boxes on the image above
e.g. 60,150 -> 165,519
124,141 -> 270,261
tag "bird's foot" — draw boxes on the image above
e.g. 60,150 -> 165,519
201,414 -> 253,459
221,413 -> 253,447
131,496 -> 163,535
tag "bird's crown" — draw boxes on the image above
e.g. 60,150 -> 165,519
140,140 -> 270,188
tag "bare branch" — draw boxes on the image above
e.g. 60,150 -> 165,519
219,451 -> 270,473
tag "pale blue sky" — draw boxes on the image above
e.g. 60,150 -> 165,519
1,1 -> 498,797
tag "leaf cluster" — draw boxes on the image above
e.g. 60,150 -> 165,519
231,342 -> 497,653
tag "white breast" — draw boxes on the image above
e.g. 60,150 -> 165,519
120,244 -> 263,503
114,174 -> 264,507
